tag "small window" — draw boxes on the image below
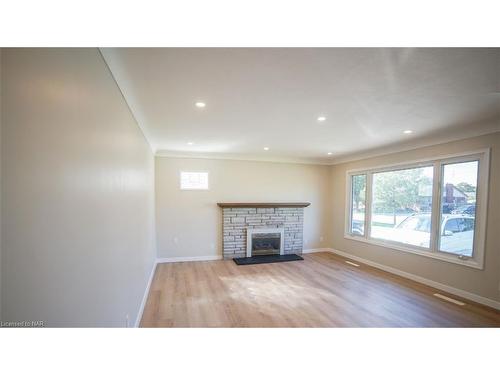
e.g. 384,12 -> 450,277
180,171 -> 209,190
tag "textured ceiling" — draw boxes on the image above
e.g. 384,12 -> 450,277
102,48 -> 500,164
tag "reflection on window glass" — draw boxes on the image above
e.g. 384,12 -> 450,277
370,166 -> 434,248
350,174 -> 366,235
439,161 -> 478,257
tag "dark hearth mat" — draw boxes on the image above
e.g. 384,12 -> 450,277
233,254 -> 304,265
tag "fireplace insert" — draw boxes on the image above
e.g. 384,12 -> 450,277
251,232 -> 281,256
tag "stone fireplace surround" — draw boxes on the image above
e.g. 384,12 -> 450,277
218,203 -> 310,259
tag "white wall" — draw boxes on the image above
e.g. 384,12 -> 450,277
330,132 -> 500,303
0,48 -> 156,327
155,157 -> 332,259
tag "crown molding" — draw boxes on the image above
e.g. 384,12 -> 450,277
328,121 -> 500,165
99,48 -> 157,155
155,124 -> 500,167
155,150 -> 331,165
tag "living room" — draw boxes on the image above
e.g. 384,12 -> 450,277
1,2 -> 499,374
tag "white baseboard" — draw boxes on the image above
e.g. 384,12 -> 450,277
158,251 -> 323,260
156,255 -> 223,264
302,248 -> 332,254
134,260 -> 157,328
327,248 -> 500,311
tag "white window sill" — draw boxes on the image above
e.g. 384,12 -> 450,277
343,234 -> 483,270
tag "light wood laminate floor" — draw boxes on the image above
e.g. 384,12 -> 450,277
140,252 -> 500,327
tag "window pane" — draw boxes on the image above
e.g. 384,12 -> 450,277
180,171 -> 209,190
350,174 -> 366,235
370,166 -> 434,248
439,161 -> 478,257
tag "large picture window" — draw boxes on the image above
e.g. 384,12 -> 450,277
345,150 -> 489,269
370,166 -> 434,248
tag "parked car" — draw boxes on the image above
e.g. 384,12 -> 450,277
371,214 -> 474,256
452,205 -> 475,216
351,220 -> 364,236
441,204 -> 456,214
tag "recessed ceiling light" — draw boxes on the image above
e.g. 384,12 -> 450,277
187,142 -> 194,146
263,147 -> 269,151
327,152 -> 333,156
195,102 -> 206,108
317,116 -> 326,122
403,130 -> 413,134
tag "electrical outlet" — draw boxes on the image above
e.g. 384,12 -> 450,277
125,314 -> 130,328
210,243 -> 215,250
320,236 -> 324,242
173,237 -> 179,244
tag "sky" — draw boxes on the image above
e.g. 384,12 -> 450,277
417,161 -> 478,186
443,161 -> 478,186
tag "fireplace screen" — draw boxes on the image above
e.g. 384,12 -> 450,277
251,232 -> 281,256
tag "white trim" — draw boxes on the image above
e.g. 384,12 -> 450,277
433,293 -> 466,306
246,227 -> 284,257
156,255 -> 223,263
154,129 -> 500,166
156,150 -> 330,165
302,248 -> 332,254
344,149 -> 490,270
430,160 -> 441,252
136,255 -> 223,327
472,150 -> 489,269
345,260 -> 360,267
99,49 -> 156,154
134,261 -> 157,328
327,248 -> 500,311
329,126 -> 500,165
343,234 -> 483,269
344,148 -> 490,175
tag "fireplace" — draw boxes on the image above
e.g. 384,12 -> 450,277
246,228 -> 284,257
218,203 -> 310,259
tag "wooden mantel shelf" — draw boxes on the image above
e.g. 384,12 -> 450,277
217,202 -> 310,208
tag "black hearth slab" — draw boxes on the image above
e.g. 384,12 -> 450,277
233,254 -> 304,265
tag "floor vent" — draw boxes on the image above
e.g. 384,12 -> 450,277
433,293 -> 466,306
345,260 -> 360,267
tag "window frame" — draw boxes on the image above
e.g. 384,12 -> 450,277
179,170 -> 210,191
344,149 -> 490,269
